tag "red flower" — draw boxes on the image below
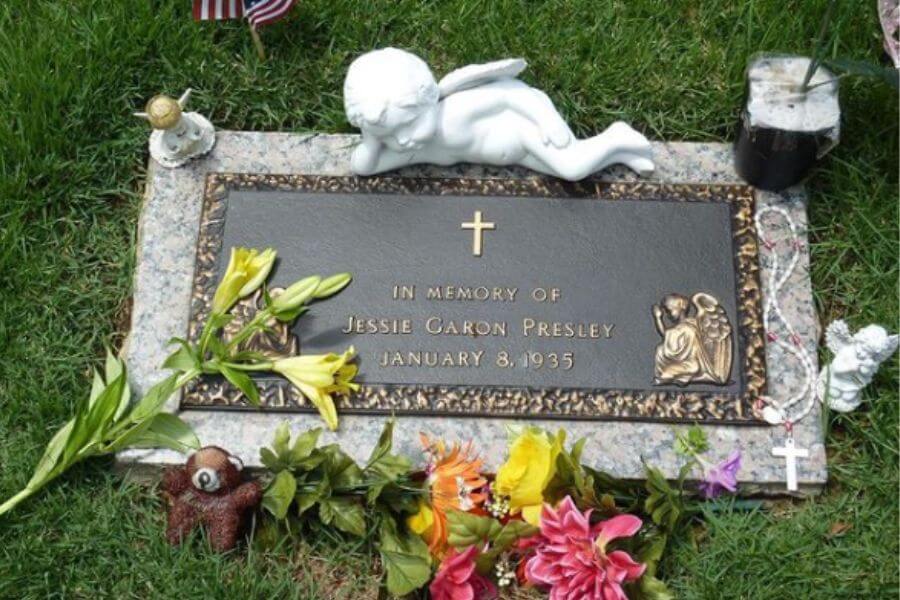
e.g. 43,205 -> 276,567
429,546 -> 497,600
525,496 -> 646,600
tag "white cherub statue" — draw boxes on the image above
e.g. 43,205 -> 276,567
134,89 -> 215,168
343,48 -> 654,180
816,320 -> 899,412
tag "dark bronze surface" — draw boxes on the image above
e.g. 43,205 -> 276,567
182,174 -> 767,423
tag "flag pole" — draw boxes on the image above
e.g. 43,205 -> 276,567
248,22 -> 266,60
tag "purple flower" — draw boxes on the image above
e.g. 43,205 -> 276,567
698,449 -> 741,499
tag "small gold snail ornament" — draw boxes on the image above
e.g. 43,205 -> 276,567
135,89 -> 215,168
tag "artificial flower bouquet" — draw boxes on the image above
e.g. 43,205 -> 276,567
255,422 -> 742,599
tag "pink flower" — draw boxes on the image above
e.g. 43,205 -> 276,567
525,496 -> 646,600
697,449 -> 741,499
429,545 -> 497,600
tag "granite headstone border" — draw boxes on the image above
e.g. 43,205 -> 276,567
119,133 -> 826,494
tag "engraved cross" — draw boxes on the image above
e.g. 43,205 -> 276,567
772,438 -> 808,492
461,210 -> 495,257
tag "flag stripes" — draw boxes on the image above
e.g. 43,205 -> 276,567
193,0 -> 244,21
245,0 -> 296,28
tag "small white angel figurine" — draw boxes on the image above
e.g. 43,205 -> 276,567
343,48 -> 654,180
134,89 -> 215,168
816,320 -> 899,412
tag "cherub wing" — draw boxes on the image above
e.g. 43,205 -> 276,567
691,293 -> 733,383
691,293 -> 731,341
874,333 -> 900,362
825,319 -> 854,355
437,58 -> 527,98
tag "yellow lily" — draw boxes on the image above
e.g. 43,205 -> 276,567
210,247 -> 277,314
272,347 -> 358,431
493,428 -> 564,525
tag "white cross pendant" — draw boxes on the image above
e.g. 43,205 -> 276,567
772,437 -> 809,492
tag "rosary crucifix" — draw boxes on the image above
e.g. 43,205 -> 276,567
772,437 -> 808,492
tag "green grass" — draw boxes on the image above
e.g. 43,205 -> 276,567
0,0 -> 896,598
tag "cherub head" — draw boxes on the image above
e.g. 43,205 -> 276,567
344,48 -> 440,150
662,294 -> 690,321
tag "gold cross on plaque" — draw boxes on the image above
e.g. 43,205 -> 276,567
461,210 -> 495,257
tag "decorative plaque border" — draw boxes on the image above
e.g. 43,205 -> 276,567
181,174 -> 767,424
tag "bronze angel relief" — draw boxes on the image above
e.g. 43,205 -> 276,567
652,292 -> 733,386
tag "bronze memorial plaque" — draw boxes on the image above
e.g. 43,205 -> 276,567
182,174 -> 767,423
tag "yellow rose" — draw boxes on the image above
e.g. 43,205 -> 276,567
272,347 -> 358,431
211,247 -> 277,314
493,428 -> 563,525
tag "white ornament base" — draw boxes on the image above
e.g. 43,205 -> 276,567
149,112 -> 216,169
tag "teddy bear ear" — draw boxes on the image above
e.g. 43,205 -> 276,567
227,454 -> 244,471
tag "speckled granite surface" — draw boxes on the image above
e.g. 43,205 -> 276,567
118,132 -> 826,494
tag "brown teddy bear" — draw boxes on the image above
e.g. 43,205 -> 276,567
161,446 -> 262,552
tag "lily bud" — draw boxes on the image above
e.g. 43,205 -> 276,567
211,247 -> 277,314
314,273 -> 352,299
270,276 -> 321,313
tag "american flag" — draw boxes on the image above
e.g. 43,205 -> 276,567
193,0 -> 295,27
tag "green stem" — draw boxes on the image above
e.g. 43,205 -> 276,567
175,368 -> 202,387
197,318 -> 217,358
225,309 -> 273,352
0,487 -> 36,516
801,0 -> 837,91
218,361 -> 274,372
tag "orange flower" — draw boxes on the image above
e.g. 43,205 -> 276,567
408,434 -> 487,556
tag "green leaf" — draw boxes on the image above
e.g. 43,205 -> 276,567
260,447 -> 280,472
260,423 -> 322,473
321,445 -> 363,489
125,373 -> 180,425
314,273 -> 352,299
104,350 -> 123,385
638,575 -> 675,600
272,305 -> 308,323
115,413 -> 199,452
363,420 -> 411,502
206,334 -> 228,359
365,420 -> 396,469
570,436 -> 587,464
272,421 -> 291,457
365,455 -> 411,504
637,533 -> 668,566
64,372 -> 125,463
208,313 -> 233,330
219,364 -> 260,405
674,426 -> 708,457
113,380 -> 132,423
25,420 -> 74,488
290,428 -> 322,464
296,476 -> 330,515
162,339 -> 199,372
825,58 -> 900,89
446,510 -> 502,548
379,521 -> 432,596
262,471 -> 297,520
492,520 -> 538,552
644,465 -> 683,533
319,497 -> 366,537
89,369 -> 105,407
228,350 -> 270,363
